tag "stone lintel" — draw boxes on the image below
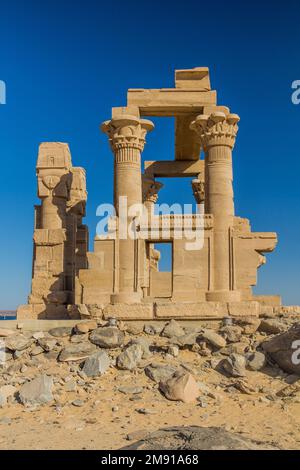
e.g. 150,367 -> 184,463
127,89 -> 217,116
144,160 -> 204,178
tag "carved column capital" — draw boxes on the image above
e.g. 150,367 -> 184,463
101,115 -> 154,154
191,178 -> 205,204
142,177 -> 163,204
190,112 -> 240,150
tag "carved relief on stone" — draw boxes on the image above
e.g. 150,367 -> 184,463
38,174 -> 70,199
190,112 -> 240,150
101,115 -> 154,156
142,176 -> 163,204
67,167 -> 87,216
191,177 -> 205,204
36,142 -> 72,170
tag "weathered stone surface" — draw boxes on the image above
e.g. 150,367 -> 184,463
121,426 -> 279,450
167,345 -> 179,357
222,353 -> 246,377
159,371 -> 199,403
259,319 -> 287,335
48,327 -> 73,337
82,350 -> 110,377
201,329 -> 226,349
74,320 -> 98,334
0,329 -> 16,337
5,334 -> 33,352
145,363 -> 179,383
246,351 -> 266,371
19,374 -> 53,406
117,344 -> 143,370
262,323 -> 300,374
144,323 -> 164,336
235,317 -> 261,335
175,332 -> 199,347
59,342 -> 97,362
0,385 -> 16,407
129,337 -> 151,358
89,327 -> 125,349
220,325 -> 243,343
38,337 -> 57,352
161,320 -> 185,338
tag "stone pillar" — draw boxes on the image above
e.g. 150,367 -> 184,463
66,167 -> 88,301
101,115 -> 154,303
29,143 -> 73,317
191,112 -> 241,301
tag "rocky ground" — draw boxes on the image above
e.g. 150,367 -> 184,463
0,314 -> 299,450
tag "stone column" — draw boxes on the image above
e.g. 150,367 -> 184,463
101,115 -> 154,303
191,112 -> 241,301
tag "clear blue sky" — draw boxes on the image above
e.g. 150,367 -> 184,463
0,0 -> 300,309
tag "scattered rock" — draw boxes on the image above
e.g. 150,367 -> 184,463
48,327 -> 73,338
82,350 -> 110,377
135,408 -> 157,415
159,371 -> 200,403
72,399 -> 85,407
38,337 -> 57,352
130,338 -> 152,359
32,332 -> 45,340
175,332 -> 199,348
201,329 -> 226,349
126,323 -> 144,335
70,334 -> 89,343
259,319 -> 287,335
220,325 -> 243,343
222,353 -> 246,377
4,334 -> 33,352
59,343 -> 97,362
19,374 -> 53,406
121,426 -> 278,450
118,386 -> 143,395
167,345 -> 179,357
89,327 -> 125,349
145,363 -> 179,383
161,320 -> 185,339
126,429 -> 148,441
246,351 -> 266,371
276,383 -> 300,398
232,379 -> 256,395
74,320 -> 98,335
235,317 -> 261,335
262,323 -> 300,374
117,344 -> 143,370
144,324 -> 164,336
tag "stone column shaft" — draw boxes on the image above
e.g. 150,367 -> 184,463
191,112 -> 240,301
102,115 -> 154,304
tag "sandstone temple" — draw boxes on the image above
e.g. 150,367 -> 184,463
18,67 -> 281,320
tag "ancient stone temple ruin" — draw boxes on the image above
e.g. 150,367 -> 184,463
18,67 -> 281,320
